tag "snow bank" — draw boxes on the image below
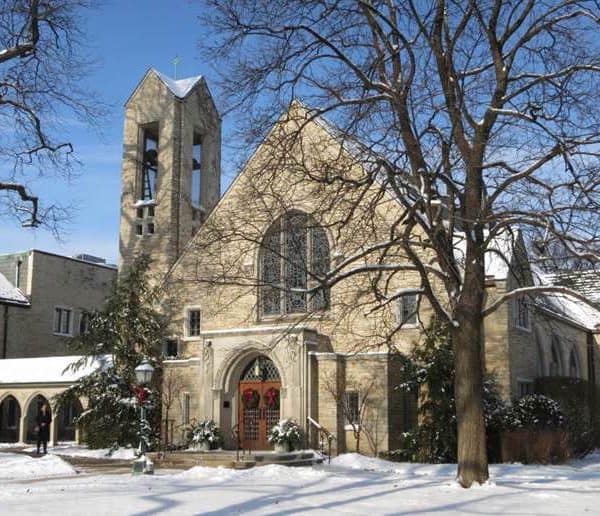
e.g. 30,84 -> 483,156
178,464 -> 326,484
0,453 -> 76,480
331,453 -> 456,477
24,444 -> 136,460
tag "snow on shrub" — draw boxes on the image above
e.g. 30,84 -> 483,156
268,418 -> 302,446
186,419 -> 222,446
504,395 -> 566,429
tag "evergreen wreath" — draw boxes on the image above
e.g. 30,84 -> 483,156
264,387 -> 280,409
242,388 -> 260,409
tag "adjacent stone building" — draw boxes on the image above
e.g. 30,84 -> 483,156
0,251 -> 116,444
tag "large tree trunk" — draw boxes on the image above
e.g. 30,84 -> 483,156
453,278 -> 489,487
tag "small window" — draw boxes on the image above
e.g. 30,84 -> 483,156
147,205 -> 155,217
518,380 -> 534,398
147,223 -> 155,235
343,391 -> 359,425
516,297 -> 530,330
135,224 -> 143,236
397,294 -> 418,326
136,207 -> 144,219
165,339 -> 178,358
54,307 -> 72,335
79,313 -> 90,335
182,392 -> 191,424
186,309 -> 201,337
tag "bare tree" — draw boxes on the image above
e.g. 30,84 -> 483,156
324,374 -> 383,455
0,0 -> 102,230
196,1 -> 600,486
161,367 -> 186,448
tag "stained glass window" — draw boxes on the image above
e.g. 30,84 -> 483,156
241,356 -> 280,381
260,211 -> 330,316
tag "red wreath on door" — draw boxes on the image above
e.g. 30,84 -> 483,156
242,388 -> 260,409
264,387 -> 280,410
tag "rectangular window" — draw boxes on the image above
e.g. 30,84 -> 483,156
79,313 -> 89,335
136,207 -> 144,219
191,133 -> 202,207
54,307 -> 72,335
147,223 -> 155,235
165,339 -> 178,358
516,297 -> 530,330
398,294 -> 418,326
135,224 -> 143,236
343,391 -> 359,425
147,205 -> 155,218
182,392 -> 191,425
140,124 -> 159,200
518,380 -> 534,398
187,309 -> 201,337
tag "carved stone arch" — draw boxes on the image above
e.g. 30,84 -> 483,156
215,341 -> 287,395
23,391 -> 52,414
0,391 -> 21,407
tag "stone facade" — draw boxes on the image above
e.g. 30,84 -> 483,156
118,69 -> 221,280
0,250 -> 116,359
116,72 -> 599,455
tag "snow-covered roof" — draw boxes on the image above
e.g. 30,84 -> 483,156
0,355 -> 110,385
533,268 -> 600,329
542,270 -> 600,306
0,272 -> 29,307
152,69 -> 203,99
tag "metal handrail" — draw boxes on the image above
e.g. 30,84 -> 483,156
231,423 -> 242,461
307,416 -> 335,464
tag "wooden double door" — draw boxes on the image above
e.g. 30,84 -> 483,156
238,380 -> 281,450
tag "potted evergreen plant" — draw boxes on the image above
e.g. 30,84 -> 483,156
268,418 -> 302,453
186,419 -> 221,452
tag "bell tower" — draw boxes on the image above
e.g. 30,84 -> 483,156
118,68 -> 221,278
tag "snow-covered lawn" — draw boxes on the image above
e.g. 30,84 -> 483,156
1,451 -> 599,514
0,452 -> 76,481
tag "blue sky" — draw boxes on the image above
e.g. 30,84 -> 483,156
1,0 -> 232,264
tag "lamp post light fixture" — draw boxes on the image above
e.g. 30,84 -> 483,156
132,358 -> 155,475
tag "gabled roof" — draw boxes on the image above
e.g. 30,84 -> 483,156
124,68 -> 204,106
533,267 -> 600,330
0,272 -> 29,307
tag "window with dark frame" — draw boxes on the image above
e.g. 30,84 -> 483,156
343,391 -> 359,425
165,339 -> 178,358
135,224 -> 143,236
516,297 -> 530,329
260,211 -> 330,317
54,307 -> 72,335
518,381 -> 534,398
147,223 -> 155,235
398,294 -> 418,325
140,124 -> 159,201
187,309 -> 201,337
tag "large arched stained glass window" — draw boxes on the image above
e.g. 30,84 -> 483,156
260,211 -> 330,316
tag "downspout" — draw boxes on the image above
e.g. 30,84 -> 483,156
2,305 -> 8,359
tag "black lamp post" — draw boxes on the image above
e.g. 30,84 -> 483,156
132,359 -> 154,475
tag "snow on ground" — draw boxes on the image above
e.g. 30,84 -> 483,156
0,452 -> 76,481
0,451 -> 599,514
22,443 -> 136,460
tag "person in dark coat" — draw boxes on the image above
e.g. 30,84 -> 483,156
36,403 -> 52,454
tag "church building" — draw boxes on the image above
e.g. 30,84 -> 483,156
118,70 -> 600,455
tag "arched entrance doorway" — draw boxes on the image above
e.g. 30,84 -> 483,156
238,355 -> 281,450
0,395 -> 21,442
26,395 -> 51,443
